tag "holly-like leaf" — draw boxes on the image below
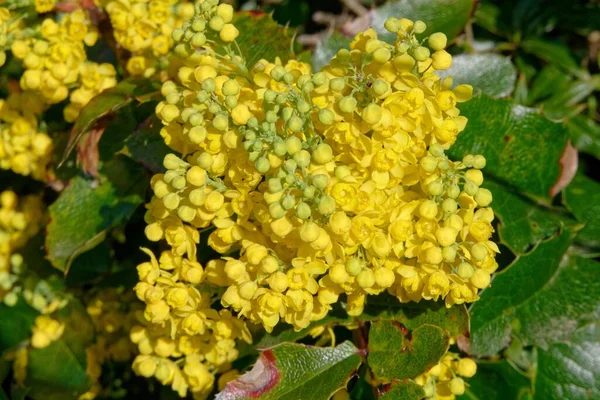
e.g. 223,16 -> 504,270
437,54 -> 517,98
486,179 -> 571,254
231,12 -> 296,69
534,322 -> 600,400
257,296 -> 468,348
380,380 -> 424,400
25,300 -> 95,400
460,361 -> 532,400
372,0 -> 475,43
368,322 -> 449,382
61,79 -> 160,164
216,341 -> 362,400
45,156 -> 148,272
563,174 -> 600,247
124,114 -> 172,174
449,95 -> 570,201
470,231 -> 600,356
0,298 -> 39,355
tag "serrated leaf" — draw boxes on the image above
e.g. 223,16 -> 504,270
437,54 -> 517,98
563,174 -> 600,247
124,114 -> 172,173
381,380 -> 424,400
216,341 -> 361,400
25,300 -> 95,400
45,156 -> 148,272
459,361 -> 532,400
449,95 -> 570,201
372,0 -> 475,43
312,31 -> 352,72
470,231 -> 600,356
61,79 -> 160,164
568,115 -> 600,160
0,298 -> 39,355
368,322 -> 449,382
534,322 -> 600,400
231,12 -> 295,69
486,179 -> 571,254
257,296 -> 468,348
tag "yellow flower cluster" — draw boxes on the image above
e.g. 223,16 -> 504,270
0,7 -> 22,67
137,1 -> 496,393
79,288 -> 143,400
0,91 -> 52,180
10,10 -> 116,122
132,248 -> 251,399
144,8 -> 497,331
415,352 -> 477,399
30,315 -> 65,348
102,0 -> 195,77
0,190 -> 44,275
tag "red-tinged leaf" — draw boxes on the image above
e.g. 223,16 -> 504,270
216,342 -> 362,400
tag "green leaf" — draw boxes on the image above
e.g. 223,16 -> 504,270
124,114 -> 172,173
257,296 -> 468,348
349,372 -> 376,400
216,341 -> 362,400
368,322 -> 449,382
372,0 -> 475,44
534,322 -> 600,400
45,156 -> 148,272
0,298 -> 39,355
449,95 -> 570,201
380,380 -> 424,400
231,12 -> 295,69
61,79 -> 160,164
541,76 -> 600,119
0,387 -> 7,400
520,39 -> 585,79
470,231 -> 600,356
438,54 -> 517,98
312,31 -> 352,72
459,361 -> 532,400
485,179 -> 570,254
563,174 -> 600,246
568,115 -> 600,160
25,300 -> 95,400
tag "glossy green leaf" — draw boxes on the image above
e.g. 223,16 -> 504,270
368,322 -> 449,382
61,79 -> 159,163
231,12 -> 296,69
372,0 -> 475,43
216,341 -> 362,400
450,95 -> 570,201
257,296 -> 468,348
486,179 -> 570,254
470,231 -> 600,356
563,174 -> 600,246
0,298 -> 39,355
46,156 -> 148,272
380,380 -> 424,400
438,54 -> 517,98
534,322 -> 600,400
124,114 -> 172,173
25,300 -> 95,400
349,373 -> 376,400
460,361 -> 532,400
312,31 -> 352,72
568,115 -> 600,160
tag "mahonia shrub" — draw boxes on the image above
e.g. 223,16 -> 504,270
3,0 -> 596,399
